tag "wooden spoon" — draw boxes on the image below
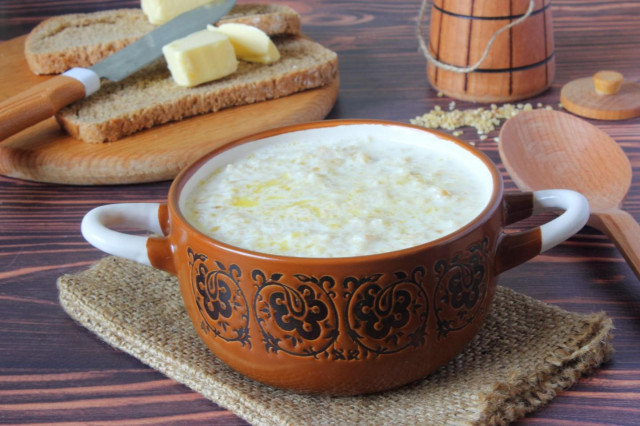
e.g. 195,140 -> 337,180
499,109 -> 640,279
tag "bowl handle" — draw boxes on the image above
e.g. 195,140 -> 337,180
81,203 -> 176,274
495,189 -> 589,274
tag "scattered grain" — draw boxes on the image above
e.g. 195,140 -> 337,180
410,102 -> 554,140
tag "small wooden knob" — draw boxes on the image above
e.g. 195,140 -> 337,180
593,71 -> 623,95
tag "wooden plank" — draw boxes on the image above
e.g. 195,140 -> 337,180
1,0 -> 640,424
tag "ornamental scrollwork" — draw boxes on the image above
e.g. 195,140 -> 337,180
433,238 -> 489,338
253,271 -> 339,357
188,248 -> 251,346
344,267 -> 429,355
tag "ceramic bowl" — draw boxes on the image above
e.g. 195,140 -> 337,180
81,119 -> 589,395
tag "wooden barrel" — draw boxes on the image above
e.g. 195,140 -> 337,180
426,0 -> 554,103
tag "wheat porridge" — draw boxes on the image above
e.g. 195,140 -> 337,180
183,131 -> 492,257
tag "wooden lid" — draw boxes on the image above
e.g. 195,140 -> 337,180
560,71 -> 640,120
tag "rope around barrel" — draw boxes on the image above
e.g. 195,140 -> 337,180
417,0 -> 536,73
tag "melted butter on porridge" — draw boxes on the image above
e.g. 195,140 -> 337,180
184,137 -> 490,257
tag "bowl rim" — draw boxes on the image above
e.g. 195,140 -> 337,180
167,119 -> 504,263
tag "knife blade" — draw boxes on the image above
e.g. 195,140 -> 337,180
0,0 -> 236,142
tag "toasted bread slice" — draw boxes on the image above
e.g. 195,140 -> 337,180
25,4 -> 301,75
55,36 -> 338,143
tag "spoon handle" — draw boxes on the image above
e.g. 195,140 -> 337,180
591,209 -> 640,280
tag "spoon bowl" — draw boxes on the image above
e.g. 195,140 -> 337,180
499,109 -> 640,279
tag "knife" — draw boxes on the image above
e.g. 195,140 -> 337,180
0,0 -> 236,141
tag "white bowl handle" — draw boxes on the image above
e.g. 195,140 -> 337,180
535,189 -> 590,252
495,189 -> 589,274
81,203 -> 165,267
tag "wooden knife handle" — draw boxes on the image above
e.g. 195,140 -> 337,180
0,75 -> 86,141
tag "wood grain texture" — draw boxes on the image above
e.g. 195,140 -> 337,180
0,36 -> 339,185
0,72 -> 85,141
590,208 -> 640,280
426,0 -> 555,102
499,109 -> 640,281
1,0 -> 640,424
560,76 -> 640,120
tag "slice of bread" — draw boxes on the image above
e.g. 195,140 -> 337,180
56,36 -> 338,143
25,4 -> 301,75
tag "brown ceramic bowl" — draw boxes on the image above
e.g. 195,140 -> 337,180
82,119 -> 588,395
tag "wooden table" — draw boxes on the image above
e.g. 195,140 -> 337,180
1,0 -> 639,424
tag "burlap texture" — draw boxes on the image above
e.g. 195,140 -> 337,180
57,256 -> 613,425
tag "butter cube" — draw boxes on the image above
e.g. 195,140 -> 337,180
208,23 -> 280,64
142,0 -> 218,25
162,30 -> 238,87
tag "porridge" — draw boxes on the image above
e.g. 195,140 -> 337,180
183,135 -> 491,257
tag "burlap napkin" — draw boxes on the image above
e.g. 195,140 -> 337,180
57,256 -> 613,425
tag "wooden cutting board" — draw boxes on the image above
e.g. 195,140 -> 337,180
0,35 -> 339,185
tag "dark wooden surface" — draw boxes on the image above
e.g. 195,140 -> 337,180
1,0 -> 639,424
